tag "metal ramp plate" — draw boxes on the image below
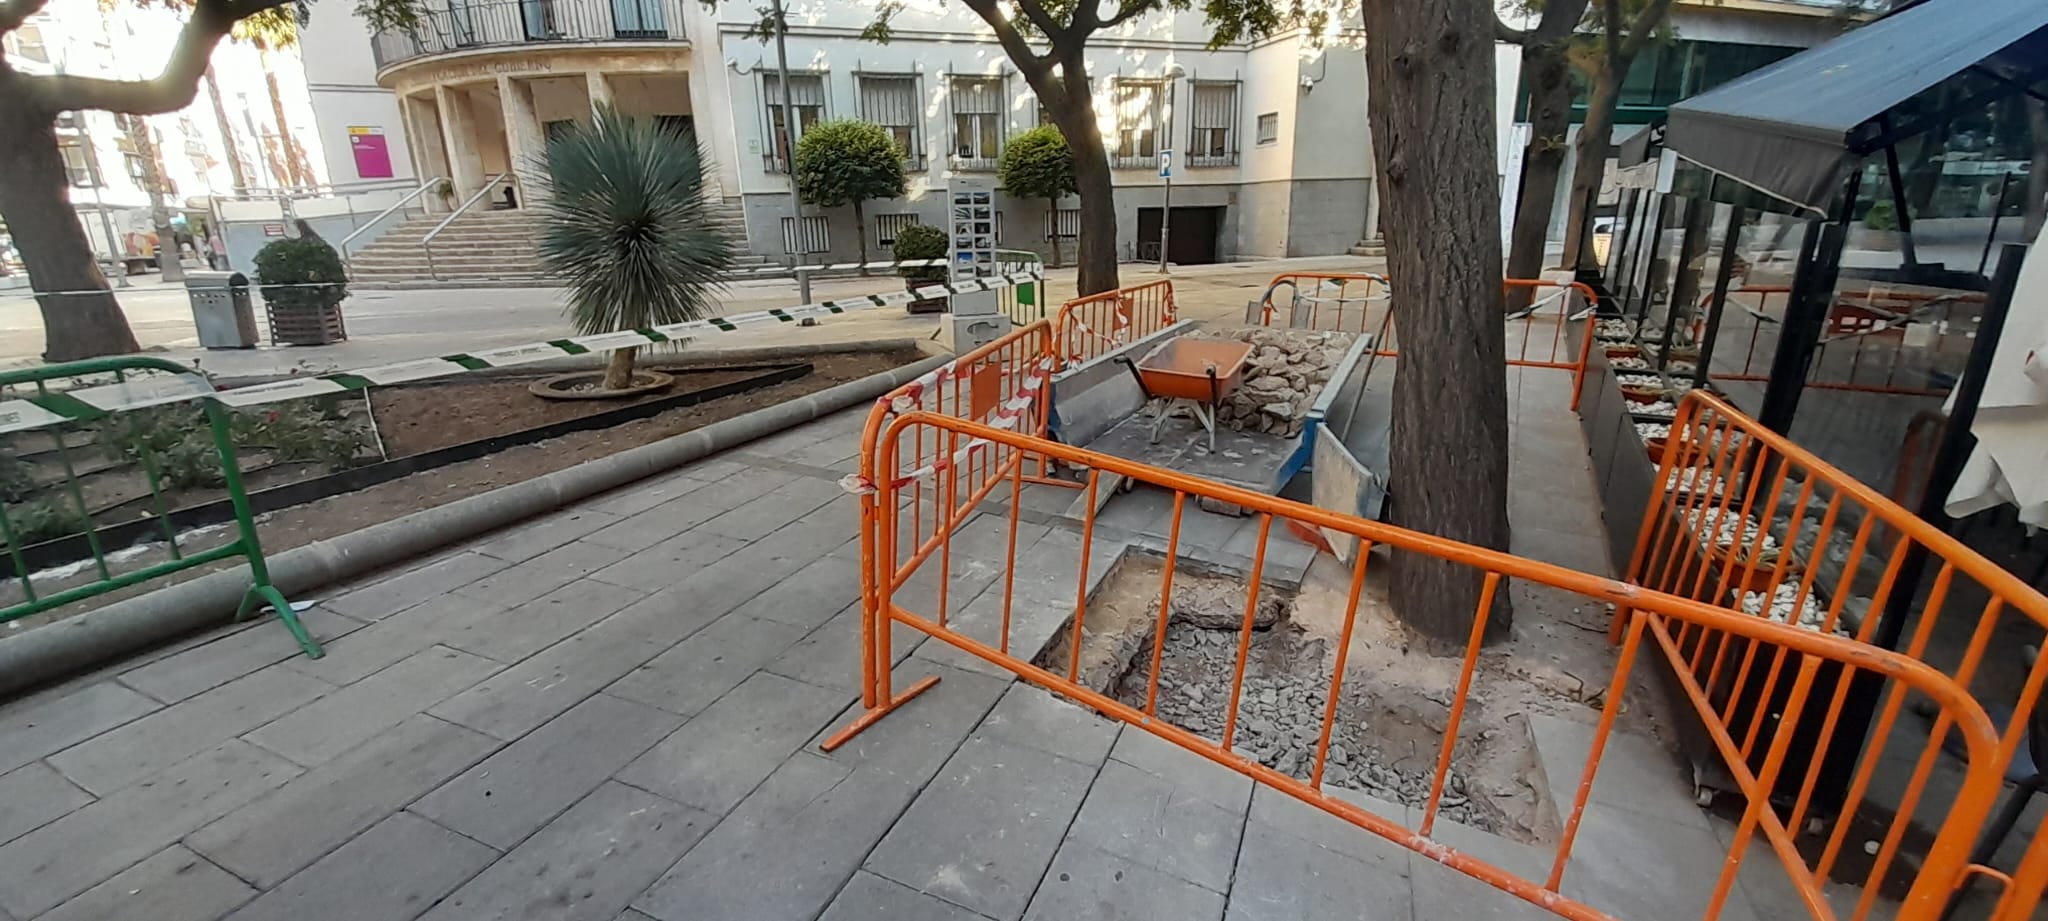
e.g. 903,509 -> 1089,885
1085,408 -> 1296,495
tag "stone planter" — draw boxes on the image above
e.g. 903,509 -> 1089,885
267,301 -> 348,346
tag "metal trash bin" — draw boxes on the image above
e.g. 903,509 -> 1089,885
186,271 -> 259,349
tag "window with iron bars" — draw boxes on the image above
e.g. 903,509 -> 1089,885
949,75 -> 1005,171
1110,78 -> 1164,168
873,212 -> 920,249
858,74 -> 924,170
780,215 -> 831,254
1044,208 -> 1081,239
1186,80 -> 1239,167
762,73 -> 826,174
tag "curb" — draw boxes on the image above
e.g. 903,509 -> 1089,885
0,352 -> 948,698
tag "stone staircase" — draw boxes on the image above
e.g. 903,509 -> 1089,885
1348,236 -> 1386,258
347,197 -> 770,287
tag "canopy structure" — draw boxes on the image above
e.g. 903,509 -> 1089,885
1664,0 -> 2048,215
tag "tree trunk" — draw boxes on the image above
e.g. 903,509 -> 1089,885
204,66 -> 249,194
1047,198 -> 1063,267
1504,39 -> 1574,310
1561,71 -> 1619,270
0,84 -> 142,361
853,199 -> 869,274
122,115 -> 185,282
261,48 -> 312,188
602,346 -> 637,390
1046,81 -> 1119,297
1360,0 -> 1513,646
2024,98 -> 2047,245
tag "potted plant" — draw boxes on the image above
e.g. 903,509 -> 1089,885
893,223 -> 949,314
253,222 -> 348,345
530,105 -> 735,398
432,178 -> 455,210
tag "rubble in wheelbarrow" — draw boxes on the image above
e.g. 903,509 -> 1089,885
1190,327 -> 1357,438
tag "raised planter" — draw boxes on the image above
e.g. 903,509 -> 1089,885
268,303 -> 348,346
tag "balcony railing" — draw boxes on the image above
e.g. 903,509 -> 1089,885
372,0 -> 685,71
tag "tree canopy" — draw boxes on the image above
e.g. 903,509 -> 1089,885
793,118 -> 908,210
998,126 -> 1078,204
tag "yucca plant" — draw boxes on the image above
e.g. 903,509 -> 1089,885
538,105 -> 736,391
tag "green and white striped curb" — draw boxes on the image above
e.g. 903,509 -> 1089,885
0,270 -> 1040,435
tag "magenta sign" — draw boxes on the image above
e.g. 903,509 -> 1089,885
349,126 -> 393,179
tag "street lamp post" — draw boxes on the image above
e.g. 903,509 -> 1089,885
1156,63 -> 1184,274
769,0 -> 805,276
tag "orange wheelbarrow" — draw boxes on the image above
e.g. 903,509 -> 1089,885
1116,337 -> 1254,451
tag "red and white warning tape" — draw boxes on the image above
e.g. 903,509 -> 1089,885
840,355 -> 1055,496
1065,306 -> 1133,359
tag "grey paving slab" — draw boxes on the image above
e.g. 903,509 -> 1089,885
48,664 -> 333,796
431,586 -> 733,740
190,715 -> 500,888
419,782 -> 715,921
1225,818 -> 1413,921
412,692 -> 682,850
0,740 -> 300,919
865,735 -> 1098,921
0,679 -> 160,775
1703,814 -> 1889,921
974,684 -> 1120,768
766,601 -> 925,695
1106,728 -> 1253,815
473,507 -> 624,563
223,811 -> 498,921
587,530 -> 750,593
283,592 -> 513,685
246,645 -> 500,765
1556,802 -> 1761,921
583,470 -> 800,551
118,608 -> 363,702
698,476 -> 847,542
438,578 -> 648,663
728,550 -> 863,630
910,526 -> 1127,679
617,670 -> 848,814
1065,758 -> 1244,893
605,612 -> 809,717
1022,839 -> 1227,921
1404,815 -> 1555,921
37,846 -> 256,921
1528,713 -> 1709,831
821,871 -> 995,921
324,552 -> 512,621
1245,784 -> 1413,875
583,472 -> 721,517
810,661 -> 1012,786
456,541 -> 629,608
0,762 -> 92,846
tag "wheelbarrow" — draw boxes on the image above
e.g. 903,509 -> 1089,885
1115,337 -> 1254,451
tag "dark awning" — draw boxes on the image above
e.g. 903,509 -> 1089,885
1664,0 -> 2048,215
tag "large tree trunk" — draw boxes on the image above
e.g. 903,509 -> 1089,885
1046,78 -> 1119,297
1361,0 -> 1513,646
853,199 -> 869,274
2024,98 -> 2047,245
1560,72 -> 1618,271
204,66 -> 250,194
121,115 -> 185,282
1504,38 -> 1575,310
0,84 -> 142,362
1046,198 -> 1063,267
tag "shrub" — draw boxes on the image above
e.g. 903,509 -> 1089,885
0,449 -> 31,504
7,500 -> 92,547
892,224 -> 950,313
1863,199 -> 1900,232
998,126 -> 1078,266
794,119 -> 908,269
253,226 -> 348,312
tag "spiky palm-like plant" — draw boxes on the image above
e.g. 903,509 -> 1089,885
538,106 -> 736,390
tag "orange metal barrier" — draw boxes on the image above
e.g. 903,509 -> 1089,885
1053,279 -> 1176,365
1625,391 -> 2048,920
1255,272 -> 1391,332
827,407 -> 2011,921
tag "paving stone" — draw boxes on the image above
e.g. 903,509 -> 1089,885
49,664 -> 332,796
37,846 -> 255,921
606,612 -> 808,717
699,476 -> 846,542
457,542 -> 626,608
820,871 -> 992,921
1556,802 -> 1761,921
975,683 -> 1120,767
324,552 -> 512,620
223,811 -> 498,921
1022,839 -> 1227,921
810,661 -> 1010,786
0,740 -> 300,919
618,671 -> 847,814
864,735 -> 1097,921
1245,784 -> 1412,874
1406,856 -> 1556,921
1225,819 -> 1413,921
0,680 -> 160,776
1107,728 -> 1253,815
247,646 -> 500,765
588,530 -> 750,593
911,527 -> 1126,678
432,587 -> 732,740
118,608 -> 363,702
728,551 -> 863,630
474,508 -> 623,563
1527,714 -> 1708,831
419,781 -> 713,921
190,715 -> 500,888
583,473 -> 720,517
766,601 -> 924,695
283,593 -> 512,685
0,762 -> 92,845
584,471 -> 799,551
1065,758 -> 1243,893
412,693 -> 682,849
439,578 -> 648,663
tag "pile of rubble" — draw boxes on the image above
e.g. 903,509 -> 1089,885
1193,328 -> 1357,438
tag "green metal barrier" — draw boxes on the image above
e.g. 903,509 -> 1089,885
996,249 -> 1045,324
0,357 -> 322,658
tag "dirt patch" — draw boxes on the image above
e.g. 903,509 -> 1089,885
369,366 -> 782,457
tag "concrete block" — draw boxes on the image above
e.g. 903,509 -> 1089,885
439,578 -> 648,663
729,552 -> 863,630
976,683 -> 1120,768
1225,819 -> 1412,921
766,602 -> 923,695
1022,839 -> 1227,921
1066,759 -> 1244,893
821,871 -> 991,921
1245,784 -> 1412,875
0,762 -> 93,846
588,531 -> 749,593
699,477 -> 846,542
284,593 -> 511,685
618,671 -> 847,814
864,736 -> 1095,921
473,507 -> 623,563
221,812 -> 498,921
247,646 -> 499,765
50,664 -> 331,796
119,608 -> 363,702
810,661 -> 1010,786
0,740 -> 299,918
606,613 -> 808,717
37,846 -> 255,921
324,552 -> 511,621
412,693 -> 681,849
419,782 -> 714,921
1108,728 -> 1252,816
0,680 -> 160,775
191,714 -> 498,888
1527,714 -> 1706,831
